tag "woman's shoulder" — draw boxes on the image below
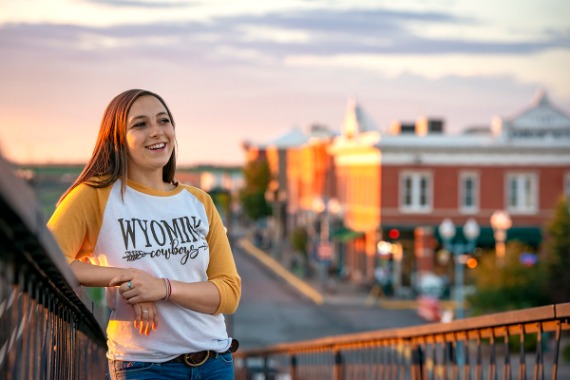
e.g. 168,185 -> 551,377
64,178 -> 115,201
179,183 -> 210,198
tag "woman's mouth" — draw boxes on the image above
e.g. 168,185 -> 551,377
147,142 -> 166,150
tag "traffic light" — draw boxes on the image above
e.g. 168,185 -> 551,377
388,228 -> 400,240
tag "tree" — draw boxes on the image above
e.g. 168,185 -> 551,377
542,196 -> 570,304
467,241 -> 549,316
239,158 -> 272,221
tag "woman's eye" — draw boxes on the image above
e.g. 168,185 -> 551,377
160,118 -> 171,124
133,122 -> 145,128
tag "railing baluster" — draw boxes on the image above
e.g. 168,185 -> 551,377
520,327 -> 526,380
504,327 -> 511,380
334,349 -> 343,380
489,328 -> 497,380
464,335 -> 471,380
431,342 -> 436,380
452,335 -> 459,380
533,323 -> 544,380
550,321 -> 561,380
476,330 -> 483,380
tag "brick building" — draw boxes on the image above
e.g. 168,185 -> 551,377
330,90 -> 570,286
243,90 -> 570,290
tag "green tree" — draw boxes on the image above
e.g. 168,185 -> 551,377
467,241 -> 549,316
239,158 -> 272,221
542,196 -> 570,304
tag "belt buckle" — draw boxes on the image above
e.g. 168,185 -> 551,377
183,351 -> 209,367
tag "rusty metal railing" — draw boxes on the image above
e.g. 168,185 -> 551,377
234,303 -> 570,380
0,157 -> 107,380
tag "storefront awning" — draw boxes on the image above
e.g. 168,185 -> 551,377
433,226 -> 542,248
331,227 -> 363,243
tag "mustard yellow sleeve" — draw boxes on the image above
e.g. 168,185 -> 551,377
185,186 -> 241,315
47,184 -> 109,263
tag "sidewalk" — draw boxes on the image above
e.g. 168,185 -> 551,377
237,237 -> 419,310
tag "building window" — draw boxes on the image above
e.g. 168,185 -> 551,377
506,173 -> 537,213
460,172 -> 479,213
400,171 -> 432,212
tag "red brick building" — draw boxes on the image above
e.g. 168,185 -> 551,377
243,90 -> 570,291
330,90 -> 570,286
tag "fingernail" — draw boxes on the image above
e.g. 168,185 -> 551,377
152,323 -> 156,330
134,321 -> 138,328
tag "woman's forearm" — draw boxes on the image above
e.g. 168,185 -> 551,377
70,260 -> 130,287
169,280 -> 221,314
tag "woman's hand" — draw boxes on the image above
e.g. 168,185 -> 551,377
110,268 -> 168,304
132,301 -> 158,336
108,270 -> 162,335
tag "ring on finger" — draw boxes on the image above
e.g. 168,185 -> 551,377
127,281 -> 132,289
143,309 -> 148,315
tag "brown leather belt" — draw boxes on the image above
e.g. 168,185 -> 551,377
165,339 -> 239,367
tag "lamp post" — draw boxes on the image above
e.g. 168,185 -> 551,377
313,197 -> 342,291
490,210 -> 512,267
264,180 -> 281,258
438,217 -> 480,320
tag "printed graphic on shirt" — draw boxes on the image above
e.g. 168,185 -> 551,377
117,216 -> 208,265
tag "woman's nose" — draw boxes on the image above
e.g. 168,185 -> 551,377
149,122 -> 162,136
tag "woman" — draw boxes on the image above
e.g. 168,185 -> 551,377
48,89 -> 241,379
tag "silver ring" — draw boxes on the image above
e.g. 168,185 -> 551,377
127,281 -> 132,289
143,309 -> 148,315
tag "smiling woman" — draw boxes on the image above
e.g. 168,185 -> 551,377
46,89 -> 241,380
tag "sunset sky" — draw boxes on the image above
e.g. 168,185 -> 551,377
1,0 -> 569,166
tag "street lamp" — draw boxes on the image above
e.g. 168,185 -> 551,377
312,197 -> 342,291
264,180 -> 281,258
490,210 -> 512,267
438,218 -> 480,320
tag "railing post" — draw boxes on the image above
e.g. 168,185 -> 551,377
333,349 -> 343,380
290,354 -> 297,380
262,356 -> 270,379
412,344 -> 425,380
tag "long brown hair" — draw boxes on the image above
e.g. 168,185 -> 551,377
57,89 -> 177,205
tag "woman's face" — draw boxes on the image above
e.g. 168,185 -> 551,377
125,95 -> 175,177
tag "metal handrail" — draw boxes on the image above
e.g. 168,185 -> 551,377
0,156 -> 107,379
235,304 -> 570,380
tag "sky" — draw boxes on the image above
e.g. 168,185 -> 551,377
1,0 -> 569,166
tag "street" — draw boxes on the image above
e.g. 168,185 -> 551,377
231,240 -> 428,351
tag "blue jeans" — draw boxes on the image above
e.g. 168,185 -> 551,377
107,352 -> 234,380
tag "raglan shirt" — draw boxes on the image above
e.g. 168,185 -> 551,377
47,179 -> 241,362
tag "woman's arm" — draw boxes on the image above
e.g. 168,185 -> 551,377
111,270 -> 221,314
70,260 -> 131,287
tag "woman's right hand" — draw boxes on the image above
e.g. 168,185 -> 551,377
132,301 -> 159,336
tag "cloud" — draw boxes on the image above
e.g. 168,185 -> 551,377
85,0 -> 194,9
2,5 -> 567,65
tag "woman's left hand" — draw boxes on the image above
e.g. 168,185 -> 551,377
132,301 -> 159,336
110,268 -> 168,304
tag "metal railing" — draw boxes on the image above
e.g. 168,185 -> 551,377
235,304 -> 570,380
0,157 -> 107,380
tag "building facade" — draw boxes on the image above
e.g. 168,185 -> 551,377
331,90 -> 570,287
243,90 -> 570,291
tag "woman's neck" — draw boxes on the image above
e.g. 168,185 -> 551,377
127,170 -> 173,191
